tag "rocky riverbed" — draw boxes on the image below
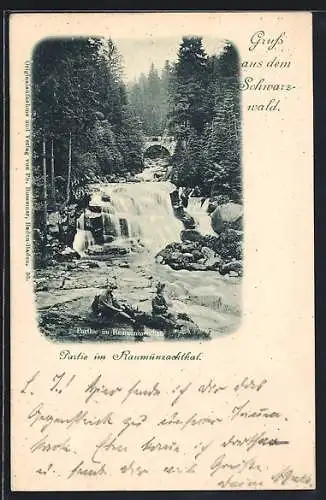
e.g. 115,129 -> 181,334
35,245 -> 241,342
35,171 -> 243,342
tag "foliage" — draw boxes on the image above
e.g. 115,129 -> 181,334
128,61 -> 172,135
168,38 -> 241,201
32,37 -> 144,233
32,36 -> 144,265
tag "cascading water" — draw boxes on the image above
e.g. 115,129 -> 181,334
187,197 -> 215,235
72,212 -> 95,256
82,181 -> 183,254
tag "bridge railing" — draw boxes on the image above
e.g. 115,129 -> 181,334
145,136 -> 175,144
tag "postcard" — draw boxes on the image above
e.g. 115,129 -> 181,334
9,11 -> 314,491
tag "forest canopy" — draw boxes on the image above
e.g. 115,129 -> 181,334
128,36 -> 241,200
32,35 -> 241,239
167,36 -> 241,200
32,36 -> 144,211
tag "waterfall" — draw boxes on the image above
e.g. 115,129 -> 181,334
72,212 -> 95,256
89,181 -> 183,253
187,197 -> 215,236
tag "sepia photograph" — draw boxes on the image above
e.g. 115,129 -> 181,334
32,34 -> 242,342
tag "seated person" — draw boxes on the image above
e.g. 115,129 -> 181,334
152,282 -> 169,316
92,281 -> 134,323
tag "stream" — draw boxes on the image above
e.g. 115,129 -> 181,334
36,159 -> 241,342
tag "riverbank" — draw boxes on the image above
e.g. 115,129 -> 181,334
34,170 -> 242,341
35,246 -> 241,342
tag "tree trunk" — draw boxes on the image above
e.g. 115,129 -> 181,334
42,136 -> 47,241
50,139 -> 56,209
66,131 -> 72,205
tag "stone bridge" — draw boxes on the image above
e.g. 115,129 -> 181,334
143,135 -> 177,156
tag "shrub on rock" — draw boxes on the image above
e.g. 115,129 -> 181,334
201,235 -> 220,253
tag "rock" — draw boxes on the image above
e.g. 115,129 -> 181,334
108,246 -> 129,256
164,319 -> 210,340
66,262 -> 77,271
170,251 -> 183,262
169,262 -> 184,270
173,205 -> 186,218
199,246 -> 221,270
187,262 -> 207,271
180,229 -> 202,243
88,204 -> 102,214
207,194 -> 230,214
87,244 -> 129,256
155,242 -> 182,262
182,252 -> 195,261
201,235 -> 220,253
201,246 -> 215,259
205,256 -> 221,270
180,242 -> 199,253
155,255 -> 164,264
192,249 -> 204,261
211,203 -> 243,234
34,279 -> 49,291
170,189 -> 181,207
46,259 -> 57,266
78,260 -> 100,269
56,247 -> 79,262
61,246 -> 77,256
86,244 -> 105,255
219,260 -> 243,276
103,235 -> 115,243
181,214 -> 196,229
101,194 -> 111,202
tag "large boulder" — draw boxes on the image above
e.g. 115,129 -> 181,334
211,202 -> 243,234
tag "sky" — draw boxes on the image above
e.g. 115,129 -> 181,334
115,36 -> 227,83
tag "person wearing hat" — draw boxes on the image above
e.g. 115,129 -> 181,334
152,282 -> 169,316
92,281 -> 135,323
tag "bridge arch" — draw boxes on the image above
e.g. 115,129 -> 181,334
143,135 -> 177,157
143,144 -> 171,158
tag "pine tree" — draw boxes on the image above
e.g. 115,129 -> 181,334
167,37 -> 241,200
32,35 -> 145,261
168,36 -> 209,138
